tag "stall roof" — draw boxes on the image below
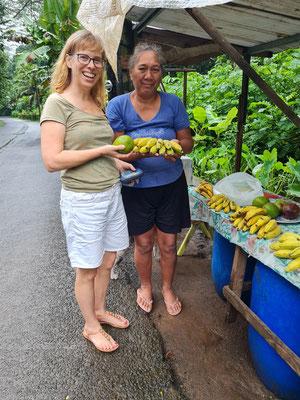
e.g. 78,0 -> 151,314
77,0 -> 300,72
127,1 -> 300,64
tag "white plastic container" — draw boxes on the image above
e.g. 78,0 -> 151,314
181,156 -> 193,186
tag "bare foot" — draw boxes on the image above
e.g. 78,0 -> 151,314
162,288 -> 182,316
96,311 -> 129,328
137,286 -> 153,313
83,326 -> 118,352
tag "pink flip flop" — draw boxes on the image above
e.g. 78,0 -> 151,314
137,288 -> 153,313
164,297 -> 182,316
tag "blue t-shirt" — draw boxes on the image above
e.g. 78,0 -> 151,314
106,91 -> 190,188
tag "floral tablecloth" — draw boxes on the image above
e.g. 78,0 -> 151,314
188,186 -> 300,290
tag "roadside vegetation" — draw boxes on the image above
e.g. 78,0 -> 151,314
0,0 -> 299,198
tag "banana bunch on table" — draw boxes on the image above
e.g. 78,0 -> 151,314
133,137 -> 183,156
269,232 -> 300,272
230,206 -> 281,238
195,181 -> 213,199
207,194 -> 239,213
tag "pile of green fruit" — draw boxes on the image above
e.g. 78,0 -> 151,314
252,196 -> 300,220
132,137 -> 183,156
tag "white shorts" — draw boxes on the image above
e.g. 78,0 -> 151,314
60,183 -> 129,269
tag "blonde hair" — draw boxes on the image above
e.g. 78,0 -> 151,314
50,29 -> 106,108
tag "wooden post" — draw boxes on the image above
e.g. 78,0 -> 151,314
185,8 -> 300,129
235,53 -> 250,172
183,71 -> 187,108
225,245 -> 248,323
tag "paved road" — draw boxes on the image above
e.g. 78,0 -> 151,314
0,118 -> 184,400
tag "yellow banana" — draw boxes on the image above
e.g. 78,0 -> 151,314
214,197 -> 225,206
215,202 -> 225,212
245,208 -> 267,221
274,250 -> 294,259
210,194 -> 225,203
159,145 -> 166,155
166,148 -> 174,156
264,226 -> 281,239
269,242 -> 280,251
263,219 -> 277,234
199,191 -> 211,199
170,141 -> 183,155
137,137 -> 151,147
156,138 -> 163,150
278,233 -> 300,242
163,140 -> 172,150
237,219 -> 245,230
146,138 -> 157,148
279,240 -> 300,250
139,145 -> 149,153
257,225 -> 267,239
222,198 -> 230,208
233,206 -> 256,219
255,216 -> 271,228
285,257 -> 300,273
289,247 -> 300,258
208,201 -> 217,209
133,138 -> 142,145
250,223 -> 261,235
247,215 -> 264,227
229,201 -> 236,211
133,145 -> 139,152
149,145 -> 158,154
233,217 -> 244,228
242,224 -> 250,232
224,205 -> 230,213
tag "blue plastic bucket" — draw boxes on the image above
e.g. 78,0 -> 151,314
211,231 -> 255,303
248,261 -> 300,400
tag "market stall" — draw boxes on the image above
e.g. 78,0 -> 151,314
188,183 -> 300,399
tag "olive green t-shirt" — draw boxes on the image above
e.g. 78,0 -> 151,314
40,93 -> 119,193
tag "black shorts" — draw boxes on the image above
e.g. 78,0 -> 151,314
121,172 -> 191,236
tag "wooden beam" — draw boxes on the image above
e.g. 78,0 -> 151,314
132,8 -> 164,34
163,43 -> 222,64
225,245 -> 248,323
223,286 -> 300,377
246,33 -> 300,56
235,53 -> 250,172
185,8 -> 300,129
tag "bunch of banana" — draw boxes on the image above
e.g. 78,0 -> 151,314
269,232 -> 300,272
230,206 -> 281,238
133,138 -> 183,156
207,194 -> 239,213
195,181 -> 213,199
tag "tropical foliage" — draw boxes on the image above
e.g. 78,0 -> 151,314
162,50 -> 300,198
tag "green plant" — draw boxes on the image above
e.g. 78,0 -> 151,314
251,149 -> 296,197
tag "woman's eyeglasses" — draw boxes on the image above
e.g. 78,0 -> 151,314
69,53 -> 106,69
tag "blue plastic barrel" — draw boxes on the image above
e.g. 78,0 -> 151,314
211,231 -> 255,303
248,261 -> 300,400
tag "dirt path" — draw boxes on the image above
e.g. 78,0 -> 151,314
149,228 -> 280,400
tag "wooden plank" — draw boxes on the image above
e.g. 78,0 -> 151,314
225,245 -> 248,322
223,285 -> 300,377
235,0 -> 300,20
185,8 -> 300,129
163,43 -> 223,64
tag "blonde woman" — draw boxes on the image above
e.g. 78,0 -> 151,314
41,30 -> 134,353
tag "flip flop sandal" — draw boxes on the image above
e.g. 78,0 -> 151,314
82,328 -> 119,353
137,288 -> 153,313
97,311 -> 130,329
164,297 -> 182,316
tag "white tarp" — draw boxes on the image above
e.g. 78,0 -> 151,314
77,0 -> 231,75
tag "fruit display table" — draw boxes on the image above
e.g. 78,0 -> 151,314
188,186 -> 300,288
187,186 -> 300,397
